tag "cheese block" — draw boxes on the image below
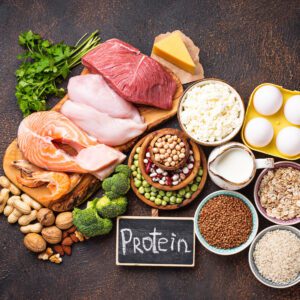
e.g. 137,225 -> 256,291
153,31 -> 196,74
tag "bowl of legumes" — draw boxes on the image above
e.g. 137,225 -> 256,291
178,79 -> 245,146
254,161 -> 300,225
194,190 -> 259,255
248,225 -> 300,288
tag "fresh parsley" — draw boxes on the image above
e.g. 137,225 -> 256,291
15,30 -> 100,116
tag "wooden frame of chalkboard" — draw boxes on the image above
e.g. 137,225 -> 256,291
116,216 -> 195,267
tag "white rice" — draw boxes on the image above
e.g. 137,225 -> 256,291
253,229 -> 300,284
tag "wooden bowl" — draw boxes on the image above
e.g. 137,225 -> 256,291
149,128 -> 190,171
128,135 -> 208,210
139,131 -> 200,191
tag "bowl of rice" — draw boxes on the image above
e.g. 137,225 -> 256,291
178,79 -> 245,146
248,225 -> 300,288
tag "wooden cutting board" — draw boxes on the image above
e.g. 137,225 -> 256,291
3,67 -> 183,211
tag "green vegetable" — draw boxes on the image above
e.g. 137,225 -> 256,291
102,173 -> 130,199
134,180 -> 142,188
86,197 -> 99,209
16,30 -> 100,116
96,195 -> 127,219
114,164 -> 132,178
73,207 -> 112,237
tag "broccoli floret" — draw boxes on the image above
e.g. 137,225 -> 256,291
102,173 -> 130,199
96,195 -> 128,218
115,164 -> 132,178
86,197 -> 99,209
73,207 -> 112,237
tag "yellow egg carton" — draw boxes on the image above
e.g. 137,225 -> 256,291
241,83 -> 300,160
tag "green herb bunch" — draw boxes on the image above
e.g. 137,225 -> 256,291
15,30 -> 100,116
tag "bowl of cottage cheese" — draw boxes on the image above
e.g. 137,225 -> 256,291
178,79 -> 245,146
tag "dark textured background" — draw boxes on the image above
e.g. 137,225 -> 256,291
0,0 -> 299,299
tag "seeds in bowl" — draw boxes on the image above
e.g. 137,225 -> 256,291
151,134 -> 187,168
258,167 -> 300,220
253,229 -> 300,284
180,82 -> 242,143
198,195 -> 252,249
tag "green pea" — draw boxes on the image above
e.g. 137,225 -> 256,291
145,187 -> 151,193
166,191 -> 173,197
134,180 -> 142,188
145,193 -> 150,199
136,147 -> 141,154
137,167 -> 141,174
176,198 -> 183,204
199,168 -> 203,176
134,160 -> 139,167
191,184 -> 198,192
142,181 -> 150,187
157,194 -> 162,199
163,196 -> 170,202
138,186 -> 145,194
162,200 -> 167,206
155,198 -> 162,205
150,196 -> 156,202
185,192 -> 191,199
170,196 -> 176,202
179,189 -> 186,196
136,174 -> 142,180
134,154 -> 139,160
131,165 -> 137,171
196,176 -> 202,183
185,186 -> 190,192
170,198 -> 176,204
150,191 -> 157,196
159,190 -> 165,196
132,171 -> 138,177
151,187 -> 157,192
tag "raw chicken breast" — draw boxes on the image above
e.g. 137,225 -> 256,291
68,74 -> 143,123
61,100 -> 147,146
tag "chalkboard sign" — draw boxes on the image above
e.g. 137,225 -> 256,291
116,216 -> 195,267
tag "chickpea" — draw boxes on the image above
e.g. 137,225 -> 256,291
167,157 -> 172,163
180,142 -> 185,147
157,138 -> 162,143
153,148 -> 159,153
167,149 -> 171,154
181,148 -> 185,153
173,155 -> 179,161
159,148 -> 165,154
179,153 -> 185,159
171,161 -> 176,167
165,162 -> 170,167
169,143 -> 175,149
172,149 -> 177,155
163,144 -> 169,150
155,154 -> 160,161
156,142 -> 162,148
165,135 -> 171,139
159,154 -> 165,160
175,144 -> 181,151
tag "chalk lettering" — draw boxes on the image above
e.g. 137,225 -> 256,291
142,236 -> 153,252
158,237 -> 168,252
171,233 -> 176,251
121,228 -> 132,255
149,227 -> 162,254
133,237 -> 144,254
178,238 -> 192,253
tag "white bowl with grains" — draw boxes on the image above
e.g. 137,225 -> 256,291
178,79 -> 245,146
248,225 -> 300,288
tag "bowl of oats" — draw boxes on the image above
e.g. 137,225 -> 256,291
254,161 -> 300,225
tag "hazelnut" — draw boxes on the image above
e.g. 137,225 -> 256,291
24,233 -> 46,253
55,212 -> 73,230
42,226 -> 62,244
37,208 -> 55,226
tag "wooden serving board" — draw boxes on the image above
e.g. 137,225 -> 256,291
3,68 -> 183,211
128,135 -> 208,210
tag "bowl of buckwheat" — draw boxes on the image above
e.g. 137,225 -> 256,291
254,161 -> 300,225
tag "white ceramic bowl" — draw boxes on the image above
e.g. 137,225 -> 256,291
178,79 -> 245,146
194,190 -> 259,255
248,225 -> 300,288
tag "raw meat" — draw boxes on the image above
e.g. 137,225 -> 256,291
68,74 -> 143,123
82,38 -> 177,110
17,111 -> 126,179
61,100 -> 147,146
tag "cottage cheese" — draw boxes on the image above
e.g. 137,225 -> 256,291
180,82 -> 242,143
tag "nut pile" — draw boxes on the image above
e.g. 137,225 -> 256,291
198,195 -> 253,249
152,134 -> 187,168
144,149 -> 194,186
258,167 -> 300,220
0,175 -> 86,264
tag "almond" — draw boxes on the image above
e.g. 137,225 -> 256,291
62,245 -> 72,256
67,226 -> 76,233
62,237 -> 73,246
62,231 -> 69,239
53,245 -> 64,256
70,233 -> 79,243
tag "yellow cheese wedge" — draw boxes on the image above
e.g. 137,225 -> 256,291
153,32 -> 196,74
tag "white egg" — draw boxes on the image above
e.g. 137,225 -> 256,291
276,126 -> 300,156
245,117 -> 274,147
253,85 -> 283,116
284,95 -> 300,125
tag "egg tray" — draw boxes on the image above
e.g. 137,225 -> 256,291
241,83 -> 300,160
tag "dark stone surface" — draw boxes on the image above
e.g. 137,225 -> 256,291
0,0 -> 299,299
